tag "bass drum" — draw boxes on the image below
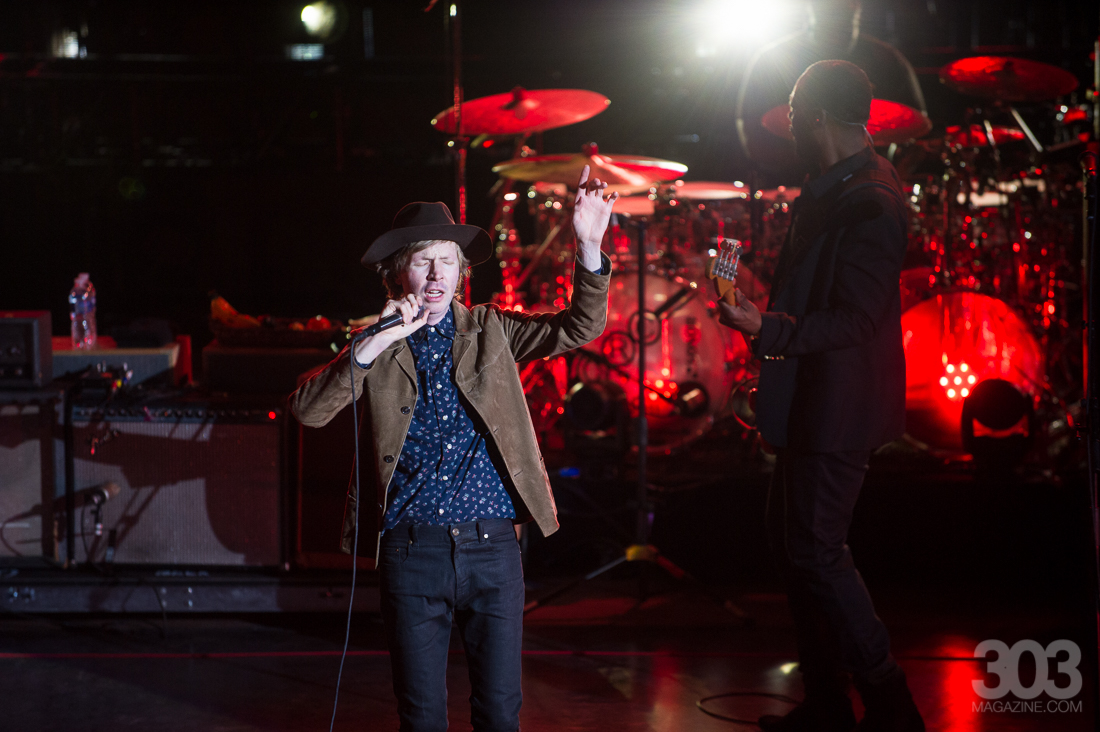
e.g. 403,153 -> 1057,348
571,271 -> 752,453
901,290 -> 1043,451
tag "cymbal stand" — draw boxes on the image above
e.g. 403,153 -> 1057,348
1079,146 -> 1100,732
522,220 -> 749,622
441,0 -> 472,306
488,135 -> 534,310
1008,106 -> 1044,154
937,140 -> 961,288
444,1 -> 465,225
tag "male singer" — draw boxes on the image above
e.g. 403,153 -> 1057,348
290,167 -> 616,732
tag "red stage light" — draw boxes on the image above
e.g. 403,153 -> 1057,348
268,411 -> 277,420
902,292 -> 1042,450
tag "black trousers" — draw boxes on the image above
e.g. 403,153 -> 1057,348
767,448 -> 897,688
379,518 -> 524,732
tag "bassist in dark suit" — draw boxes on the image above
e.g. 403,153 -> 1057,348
718,60 -> 924,732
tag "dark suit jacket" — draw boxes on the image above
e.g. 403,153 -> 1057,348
753,148 -> 907,452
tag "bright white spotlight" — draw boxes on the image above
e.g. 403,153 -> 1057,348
692,0 -> 790,57
301,2 -> 337,39
286,44 -> 325,61
51,29 -> 83,59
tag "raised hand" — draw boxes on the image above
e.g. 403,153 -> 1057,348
572,164 -> 618,271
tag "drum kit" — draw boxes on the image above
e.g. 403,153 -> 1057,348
432,55 -> 1089,458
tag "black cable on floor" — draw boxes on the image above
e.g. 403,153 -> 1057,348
329,347 -> 364,732
696,691 -> 799,726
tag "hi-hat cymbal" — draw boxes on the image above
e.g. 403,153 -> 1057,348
940,56 -> 1078,102
613,195 -> 657,217
761,99 -> 932,146
944,124 -> 1026,147
431,87 -> 610,135
492,145 -> 688,193
754,186 -> 800,203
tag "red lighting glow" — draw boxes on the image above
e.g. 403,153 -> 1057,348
268,411 -> 277,420
902,292 -> 1042,450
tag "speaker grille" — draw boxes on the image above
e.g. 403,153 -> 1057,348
70,418 -> 282,566
0,400 -> 58,559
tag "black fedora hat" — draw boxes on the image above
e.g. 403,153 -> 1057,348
361,201 -> 493,266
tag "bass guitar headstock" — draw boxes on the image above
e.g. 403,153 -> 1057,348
706,239 -> 743,307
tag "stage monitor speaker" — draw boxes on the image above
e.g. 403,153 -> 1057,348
292,368 -> 377,570
64,397 -> 285,567
0,389 -> 62,562
0,311 -> 52,388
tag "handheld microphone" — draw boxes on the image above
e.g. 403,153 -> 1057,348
351,307 -> 427,344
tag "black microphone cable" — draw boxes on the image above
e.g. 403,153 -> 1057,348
328,306 -> 424,730
329,341 -> 365,732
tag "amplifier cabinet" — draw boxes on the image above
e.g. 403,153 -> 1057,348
291,376 -> 377,570
64,399 -> 285,567
0,389 -> 63,562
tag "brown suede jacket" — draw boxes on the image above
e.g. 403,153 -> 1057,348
288,256 -> 611,560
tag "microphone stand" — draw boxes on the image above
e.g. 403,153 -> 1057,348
522,220 -> 748,622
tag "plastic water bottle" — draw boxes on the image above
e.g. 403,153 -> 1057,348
69,273 -> 97,349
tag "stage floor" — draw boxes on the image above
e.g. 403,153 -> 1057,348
1,576 -> 1093,731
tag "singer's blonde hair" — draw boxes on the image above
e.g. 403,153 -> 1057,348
374,240 -> 471,300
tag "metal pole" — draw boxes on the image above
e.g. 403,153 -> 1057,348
63,386 -> 75,566
1081,150 -> 1100,732
1093,38 -> 1099,143
635,222 -> 649,545
449,2 -> 465,225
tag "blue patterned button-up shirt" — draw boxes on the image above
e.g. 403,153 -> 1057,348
381,308 -> 515,529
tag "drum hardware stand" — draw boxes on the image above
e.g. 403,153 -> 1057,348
523,221 -> 750,623
443,0 -> 465,225
1007,106 -> 1044,154
1079,146 -> 1100,732
512,223 -> 564,291
441,0 -> 473,306
748,167 -> 763,252
572,349 -> 678,409
487,133 -> 532,235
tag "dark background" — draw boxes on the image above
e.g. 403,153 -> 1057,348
1,0 -> 1097,355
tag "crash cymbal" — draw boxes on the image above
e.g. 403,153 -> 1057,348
944,124 -> 1026,147
492,145 -> 688,193
431,87 -> 610,136
667,181 -> 749,200
762,99 -> 932,146
939,56 -> 1078,102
